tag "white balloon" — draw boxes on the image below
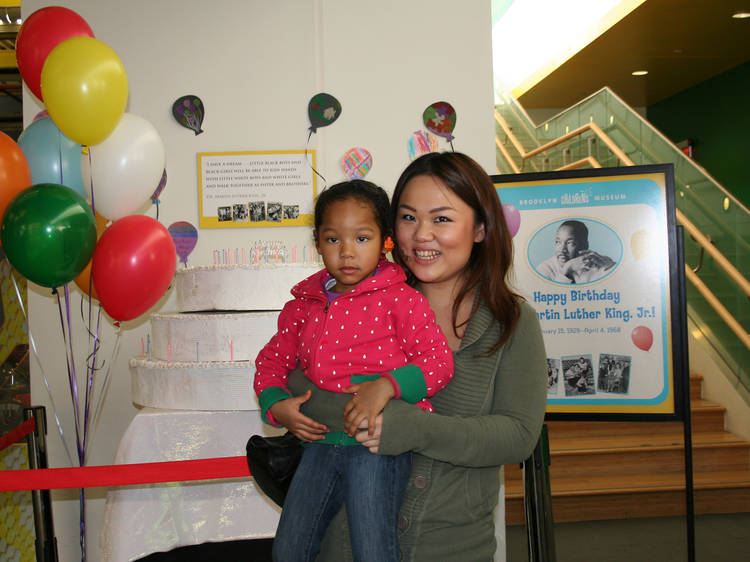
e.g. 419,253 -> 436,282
82,113 -> 166,220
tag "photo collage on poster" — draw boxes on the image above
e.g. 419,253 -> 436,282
216,201 -> 300,223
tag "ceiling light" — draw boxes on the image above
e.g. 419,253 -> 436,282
731,12 -> 750,18
632,70 -> 648,76
15,18 -> 22,25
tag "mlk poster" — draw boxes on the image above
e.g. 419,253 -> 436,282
494,165 -> 684,419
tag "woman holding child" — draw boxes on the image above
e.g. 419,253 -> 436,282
283,151 -> 548,561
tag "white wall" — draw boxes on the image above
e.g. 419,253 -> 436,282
22,1 -> 496,560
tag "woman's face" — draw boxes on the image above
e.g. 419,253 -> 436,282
395,174 -> 485,289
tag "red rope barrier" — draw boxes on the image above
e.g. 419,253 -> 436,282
0,455 -> 250,492
0,417 -> 36,453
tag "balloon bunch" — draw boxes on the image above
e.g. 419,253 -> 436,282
3,9 -> 177,559
8,6 -> 175,323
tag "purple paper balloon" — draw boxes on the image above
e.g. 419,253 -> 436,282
502,203 -> 520,238
168,221 -> 198,265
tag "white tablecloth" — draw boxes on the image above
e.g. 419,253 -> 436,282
100,408 -> 284,562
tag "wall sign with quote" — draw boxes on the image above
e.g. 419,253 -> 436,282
494,164 -> 685,420
197,150 -> 316,229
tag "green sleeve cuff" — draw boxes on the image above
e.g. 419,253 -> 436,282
389,364 -> 427,404
259,386 -> 292,425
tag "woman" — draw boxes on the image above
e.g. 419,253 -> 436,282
284,151 -> 547,561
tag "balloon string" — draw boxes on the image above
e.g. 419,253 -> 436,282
56,288 -> 83,464
9,269 -> 74,466
449,140 -> 455,152
80,488 -> 87,562
91,326 -> 121,433
155,202 -> 160,220
81,300 -> 103,464
304,131 -> 327,190
57,127 -> 64,185
87,148 -> 96,215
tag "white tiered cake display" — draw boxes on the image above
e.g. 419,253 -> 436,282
130,264 -> 321,411
102,260 -> 321,562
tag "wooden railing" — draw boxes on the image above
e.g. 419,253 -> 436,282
495,110 -> 750,350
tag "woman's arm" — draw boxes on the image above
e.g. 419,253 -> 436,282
378,301 -> 547,467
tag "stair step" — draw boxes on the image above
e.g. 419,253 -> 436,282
505,470 -> 750,524
504,432 -> 750,480
690,374 -> 703,400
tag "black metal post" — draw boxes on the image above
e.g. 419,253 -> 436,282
675,225 -> 696,562
24,406 -> 59,562
523,425 -> 556,562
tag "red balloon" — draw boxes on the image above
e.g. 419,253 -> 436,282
0,132 -> 32,243
92,215 -> 176,322
15,7 -> 94,100
631,325 -> 653,351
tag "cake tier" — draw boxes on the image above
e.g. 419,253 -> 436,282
150,311 -> 279,362
175,264 -> 322,312
130,357 -> 258,411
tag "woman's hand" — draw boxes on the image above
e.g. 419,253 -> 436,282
342,378 -> 395,437
269,390 -> 329,442
354,415 -> 383,453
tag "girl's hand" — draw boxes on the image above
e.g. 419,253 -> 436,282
354,415 -> 383,453
342,378 -> 395,437
269,390 -> 329,442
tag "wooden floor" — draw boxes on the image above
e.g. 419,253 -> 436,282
505,374 -> 750,524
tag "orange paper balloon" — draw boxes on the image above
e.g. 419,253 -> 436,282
0,132 -> 32,244
73,212 -> 109,299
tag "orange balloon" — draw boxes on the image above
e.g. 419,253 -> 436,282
73,212 -> 109,299
0,132 -> 32,244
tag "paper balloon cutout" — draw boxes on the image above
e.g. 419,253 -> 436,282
407,130 -> 439,160
423,101 -> 456,142
631,326 -> 653,351
341,147 -> 373,179
630,229 -> 653,261
168,221 -> 198,266
152,169 -> 167,204
502,204 -> 521,238
308,93 -> 341,134
172,95 -> 204,135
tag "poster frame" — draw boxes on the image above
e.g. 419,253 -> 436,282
492,164 -> 687,422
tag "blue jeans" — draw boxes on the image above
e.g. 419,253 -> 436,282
272,443 -> 411,562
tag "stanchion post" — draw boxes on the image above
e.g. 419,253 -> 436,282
523,425 -> 556,562
24,406 -> 59,562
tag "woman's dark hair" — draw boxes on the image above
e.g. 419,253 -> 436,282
390,152 -> 521,351
314,179 -> 391,241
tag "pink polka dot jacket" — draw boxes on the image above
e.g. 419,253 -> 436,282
254,258 -> 454,425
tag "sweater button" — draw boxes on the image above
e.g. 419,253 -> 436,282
398,515 -> 409,531
414,475 -> 427,489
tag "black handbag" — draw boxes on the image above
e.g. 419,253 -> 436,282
245,431 -> 304,507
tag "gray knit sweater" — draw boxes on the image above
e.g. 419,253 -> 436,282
287,299 -> 548,561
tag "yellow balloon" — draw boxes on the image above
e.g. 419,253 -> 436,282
630,229 -> 653,261
41,37 -> 128,146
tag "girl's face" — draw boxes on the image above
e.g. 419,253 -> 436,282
395,174 -> 485,289
315,197 -> 384,293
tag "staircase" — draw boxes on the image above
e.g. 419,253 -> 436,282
505,374 -> 750,524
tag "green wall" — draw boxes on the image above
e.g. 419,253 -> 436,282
648,60 -> 750,209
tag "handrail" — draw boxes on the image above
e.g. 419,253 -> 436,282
556,156 -> 602,171
495,109 -> 750,350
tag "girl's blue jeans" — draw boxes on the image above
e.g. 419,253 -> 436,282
271,442 -> 411,562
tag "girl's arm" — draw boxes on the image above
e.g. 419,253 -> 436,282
254,300 -> 304,424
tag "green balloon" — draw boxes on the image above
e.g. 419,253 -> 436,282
1,183 -> 96,288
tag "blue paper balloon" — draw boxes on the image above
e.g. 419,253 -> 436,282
17,117 -> 86,199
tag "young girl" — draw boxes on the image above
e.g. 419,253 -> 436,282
253,179 -> 453,562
